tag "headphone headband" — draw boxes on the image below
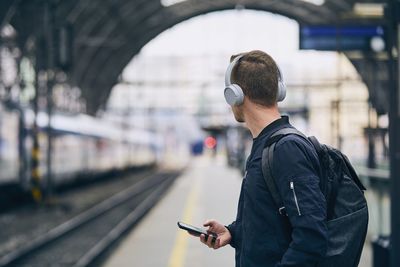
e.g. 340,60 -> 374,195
225,55 -> 243,87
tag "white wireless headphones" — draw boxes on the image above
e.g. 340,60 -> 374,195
224,55 -> 287,106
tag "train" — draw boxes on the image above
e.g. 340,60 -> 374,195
0,101 -> 163,190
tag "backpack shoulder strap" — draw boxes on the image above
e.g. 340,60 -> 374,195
261,127 -> 307,216
261,142 -> 285,215
264,128 -> 307,147
308,136 -> 323,156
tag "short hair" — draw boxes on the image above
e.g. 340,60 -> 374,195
230,50 -> 281,107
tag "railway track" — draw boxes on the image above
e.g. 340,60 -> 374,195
0,171 -> 180,267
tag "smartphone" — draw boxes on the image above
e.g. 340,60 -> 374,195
177,221 -> 217,243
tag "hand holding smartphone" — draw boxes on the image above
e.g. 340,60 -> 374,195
177,221 -> 217,244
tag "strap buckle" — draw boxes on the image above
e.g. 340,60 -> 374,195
278,206 -> 287,216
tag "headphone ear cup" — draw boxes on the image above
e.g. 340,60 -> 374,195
277,80 -> 286,102
224,84 -> 244,106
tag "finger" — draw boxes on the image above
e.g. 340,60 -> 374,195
203,219 -> 216,227
206,235 -> 214,248
213,238 -> 220,249
200,234 -> 207,244
201,234 -> 210,247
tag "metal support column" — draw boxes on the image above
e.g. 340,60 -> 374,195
44,0 -> 55,199
31,43 -> 43,203
388,1 -> 400,266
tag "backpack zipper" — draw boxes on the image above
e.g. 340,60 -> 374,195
290,181 -> 302,216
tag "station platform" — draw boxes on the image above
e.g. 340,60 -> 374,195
103,154 -> 242,267
103,154 -> 372,267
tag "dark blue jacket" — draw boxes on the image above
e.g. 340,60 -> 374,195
227,116 -> 328,267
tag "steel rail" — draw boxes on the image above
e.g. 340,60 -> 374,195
74,175 -> 174,267
0,171 -> 179,267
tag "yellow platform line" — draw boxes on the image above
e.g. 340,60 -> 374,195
167,179 -> 199,267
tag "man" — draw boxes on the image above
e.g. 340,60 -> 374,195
199,50 -> 328,267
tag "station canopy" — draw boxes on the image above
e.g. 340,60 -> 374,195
0,0 -> 388,115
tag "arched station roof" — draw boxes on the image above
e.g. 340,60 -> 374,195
1,0 -> 388,114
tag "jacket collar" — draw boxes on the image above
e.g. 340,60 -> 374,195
254,116 -> 290,141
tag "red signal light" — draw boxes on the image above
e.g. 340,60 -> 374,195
204,136 -> 217,149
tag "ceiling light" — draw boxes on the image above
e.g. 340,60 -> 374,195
353,3 -> 385,17
161,0 -> 186,7
1,24 -> 17,39
300,0 -> 325,6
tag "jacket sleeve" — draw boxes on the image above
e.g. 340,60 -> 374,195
272,137 -> 328,267
226,221 -> 237,248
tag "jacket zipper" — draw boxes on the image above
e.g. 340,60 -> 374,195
290,181 -> 302,216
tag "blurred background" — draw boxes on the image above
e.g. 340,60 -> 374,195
0,1 -> 399,267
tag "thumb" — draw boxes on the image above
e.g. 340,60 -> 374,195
203,219 -> 216,227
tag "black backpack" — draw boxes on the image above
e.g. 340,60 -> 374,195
261,127 -> 368,267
